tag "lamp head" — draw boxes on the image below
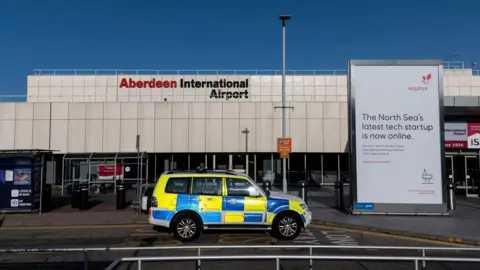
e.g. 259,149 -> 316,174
279,15 -> 292,21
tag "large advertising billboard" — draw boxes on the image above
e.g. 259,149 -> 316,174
348,60 -> 447,214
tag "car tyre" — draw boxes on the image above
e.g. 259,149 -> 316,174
271,212 -> 302,240
171,212 -> 202,242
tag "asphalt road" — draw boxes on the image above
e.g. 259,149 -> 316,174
0,223 -> 479,270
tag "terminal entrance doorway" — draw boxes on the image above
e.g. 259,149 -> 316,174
446,152 -> 480,198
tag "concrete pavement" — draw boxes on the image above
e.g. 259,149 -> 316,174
306,186 -> 480,246
2,185 -> 480,247
270,185 -> 480,246
0,211 -> 147,227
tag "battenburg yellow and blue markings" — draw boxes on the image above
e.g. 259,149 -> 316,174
151,193 -> 307,225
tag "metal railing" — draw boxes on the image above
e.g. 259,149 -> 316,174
105,254 -> 480,270
2,244 -> 480,270
32,69 -> 348,76
443,61 -> 465,69
27,61 -> 473,76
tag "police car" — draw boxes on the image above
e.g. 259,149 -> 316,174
148,167 -> 312,241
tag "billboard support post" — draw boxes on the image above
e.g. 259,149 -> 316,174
348,60 -> 447,215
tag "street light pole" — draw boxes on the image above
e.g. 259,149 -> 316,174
279,14 -> 291,193
241,128 -> 250,174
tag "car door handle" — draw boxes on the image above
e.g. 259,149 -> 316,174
228,199 -> 237,204
192,198 -> 201,202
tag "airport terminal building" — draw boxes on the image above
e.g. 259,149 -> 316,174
0,62 -> 479,196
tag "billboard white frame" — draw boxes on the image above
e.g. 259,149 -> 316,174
348,60 -> 448,215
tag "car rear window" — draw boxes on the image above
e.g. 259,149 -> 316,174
165,177 -> 191,194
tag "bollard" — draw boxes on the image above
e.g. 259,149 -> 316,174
71,184 -> 80,208
79,186 -> 89,210
263,181 -> 272,192
447,182 -> 455,211
116,185 -> 127,210
334,181 -> 344,210
298,181 -> 308,204
42,184 -> 52,212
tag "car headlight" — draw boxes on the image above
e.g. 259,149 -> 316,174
300,203 -> 308,210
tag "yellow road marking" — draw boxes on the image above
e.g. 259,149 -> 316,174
0,224 -> 149,231
130,233 -> 169,237
309,224 -> 474,248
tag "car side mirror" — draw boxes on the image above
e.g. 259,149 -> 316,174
248,188 -> 261,198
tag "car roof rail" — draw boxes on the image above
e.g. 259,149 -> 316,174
162,169 -> 240,176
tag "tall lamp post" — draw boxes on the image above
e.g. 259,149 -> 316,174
279,14 -> 291,193
241,128 -> 250,174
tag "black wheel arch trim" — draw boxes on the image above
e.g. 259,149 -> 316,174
170,210 -> 204,230
274,210 -> 305,229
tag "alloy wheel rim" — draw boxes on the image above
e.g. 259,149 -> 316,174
177,218 -> 196,239
278,217 -> 298,237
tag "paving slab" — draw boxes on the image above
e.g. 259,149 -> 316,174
0,211 -> 147,227
306,188 -> 480,246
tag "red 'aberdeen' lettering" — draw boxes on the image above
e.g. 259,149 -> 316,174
119,78 -> 177,88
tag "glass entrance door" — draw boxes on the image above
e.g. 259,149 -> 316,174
465,156 -> 479,197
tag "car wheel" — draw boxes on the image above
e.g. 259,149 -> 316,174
172,213 -> 202,242
272,212 -> 302,240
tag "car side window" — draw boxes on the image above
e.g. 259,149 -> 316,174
191,177 -> 222,196
226,178 -> 254,197
165,177 -> 191,194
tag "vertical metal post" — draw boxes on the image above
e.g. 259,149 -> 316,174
113,156 -> 117,195
299,181 -> 307,204
84,250 -> 88,270
136,135 -> 140,215
422,249 -> 426,269
337,154 -> 341,181
281,18 -> 287,193
414,259 -> 419,270
309,246 -> 313,270
39,154 -> 45,215
146,155 -> 149,182
448,182 -> 455,211
137,259 -> 142,270
276,258 -> 280,270
52,155 -> 55,187
61,154 -> 65,196
320,154 -> 324,185
242,128 -> 249,174
154,154 -> 157,181
197,248 -> 201,270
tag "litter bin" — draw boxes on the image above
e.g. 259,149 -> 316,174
71,184 -> 80,208
116,185 -> 126,210
79,186 -> 89,210
42,184 -> 52,212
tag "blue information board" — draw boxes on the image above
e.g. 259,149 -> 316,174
0,158 -> 34,211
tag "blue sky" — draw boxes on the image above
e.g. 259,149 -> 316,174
0,0 -> 478,95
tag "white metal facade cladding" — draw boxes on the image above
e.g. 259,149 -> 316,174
0,69 -> 477,154
0,102 -> 346,153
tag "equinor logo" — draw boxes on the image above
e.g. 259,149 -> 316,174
408,73 -> 432,91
